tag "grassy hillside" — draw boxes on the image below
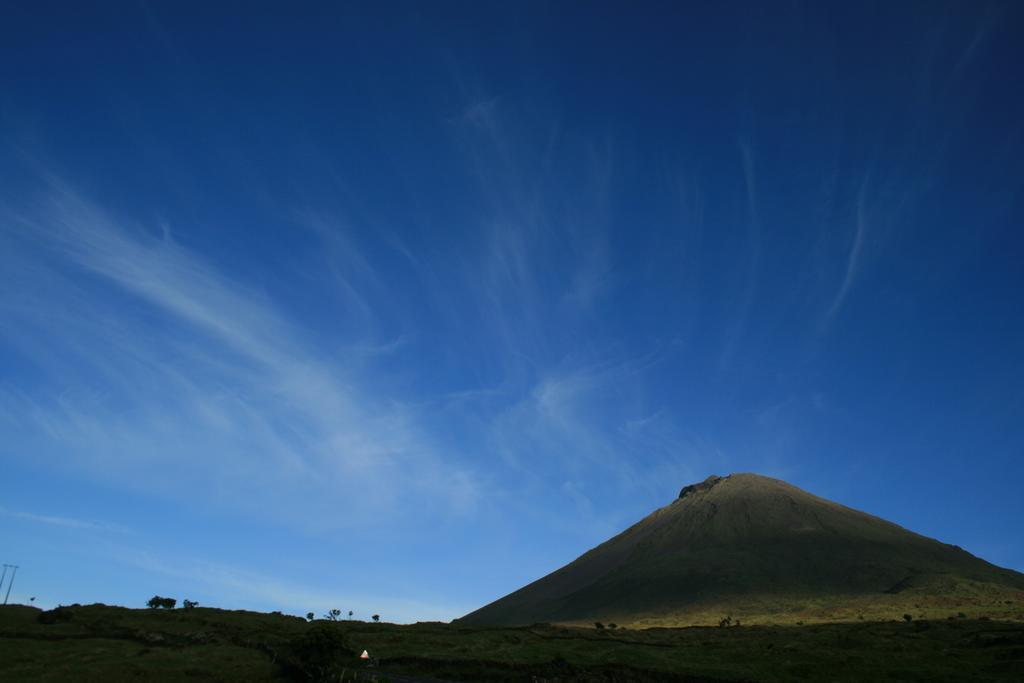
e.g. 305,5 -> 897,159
459,474 -> 1024,627
2,603 -> 1024,681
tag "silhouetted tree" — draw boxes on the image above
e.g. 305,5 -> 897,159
183,599 -> 198,609
147,596 -> 176,609
903,613 -> 913,622
325,609 -> 341,621
372,614 -> 380,623
594,622 -> 605,630
608,623 -> 617,629
306,612 -> 315,622
718,616 -> 732,628
348,610 -> 353,619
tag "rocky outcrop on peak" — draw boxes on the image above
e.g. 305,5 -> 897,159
678,474 -> 725,500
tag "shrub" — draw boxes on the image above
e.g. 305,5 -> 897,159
284,624 -> 354,682
37,607 -> 74,624
594,622 -> 604,629
608,623 -> 617,629
903,614 -> 912,622
147,596 -> 176,609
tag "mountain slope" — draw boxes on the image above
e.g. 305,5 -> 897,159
459,474 -> 1024,626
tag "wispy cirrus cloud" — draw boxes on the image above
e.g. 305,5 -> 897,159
820,176 -> 869,332
718,141 -> 762,368
1,507 -> 130,534
0,179 -> 480,527
428,99 -> 733,516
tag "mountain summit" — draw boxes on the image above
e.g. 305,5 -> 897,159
459,473 -> 1024,626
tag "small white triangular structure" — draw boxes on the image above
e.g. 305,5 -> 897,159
360,650 -> 370,659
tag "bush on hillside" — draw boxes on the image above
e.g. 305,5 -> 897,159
283,624 -> 354,682
37,606 -> 74,624
147,596 -> 176,609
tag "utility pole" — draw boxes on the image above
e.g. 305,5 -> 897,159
2,565 -> 18,605
0,565 -> 8,598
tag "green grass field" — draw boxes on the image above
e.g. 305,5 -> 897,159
2,603 -> 1023,681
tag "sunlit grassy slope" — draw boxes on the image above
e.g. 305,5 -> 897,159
458,474 -> 1024,628
2,603 -> 1024,681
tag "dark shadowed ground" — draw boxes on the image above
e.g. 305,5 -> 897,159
2,603 -> 1024,681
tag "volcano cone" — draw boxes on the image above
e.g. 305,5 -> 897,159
459,474 -> 1024,626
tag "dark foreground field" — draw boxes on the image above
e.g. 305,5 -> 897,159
1,604 -> 1022,682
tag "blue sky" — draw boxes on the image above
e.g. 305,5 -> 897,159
1,1 -> 1022,621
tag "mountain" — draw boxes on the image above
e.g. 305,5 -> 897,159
459,473 -> 1024,626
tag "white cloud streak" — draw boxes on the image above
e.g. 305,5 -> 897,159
1,507 -> 130,534
821,177 -> 869,331
0,181 -> 480,527
719,141 -> 762,368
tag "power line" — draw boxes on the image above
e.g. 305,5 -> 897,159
2,564 -> 18,605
